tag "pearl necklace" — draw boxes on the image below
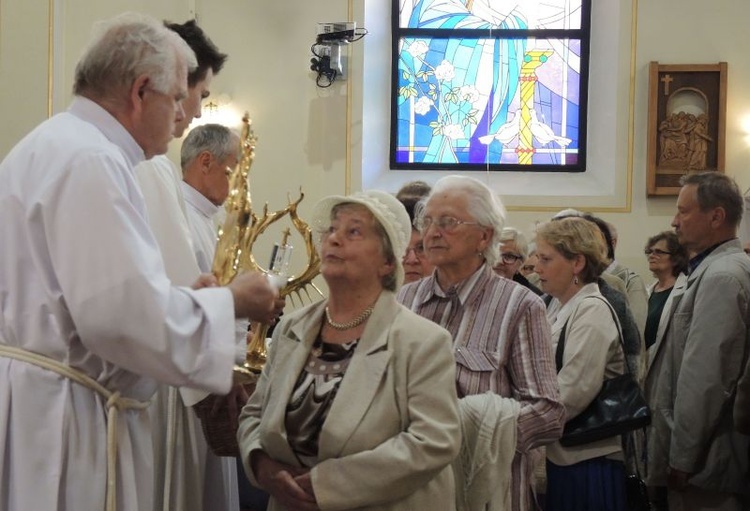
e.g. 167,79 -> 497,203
324,305 -> 374,331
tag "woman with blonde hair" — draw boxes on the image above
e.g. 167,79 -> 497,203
535,217 -> 627,511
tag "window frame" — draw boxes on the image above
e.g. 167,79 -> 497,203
390,0 -> 593,173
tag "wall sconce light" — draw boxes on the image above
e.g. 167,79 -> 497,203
204,100 -> 220,115
189,93 -> 243,131
740,113 -> 750,148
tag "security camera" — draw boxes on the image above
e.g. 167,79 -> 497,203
316,22 -> 356,43
310,22 -> 367,87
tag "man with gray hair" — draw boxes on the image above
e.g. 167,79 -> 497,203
647,171 -> 750,510
131,21 -> 240,511
0,13 -> 280,511
180,124 -> 240,272
177,124 -> 256,510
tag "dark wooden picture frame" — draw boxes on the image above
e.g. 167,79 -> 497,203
646,62 -> 727,196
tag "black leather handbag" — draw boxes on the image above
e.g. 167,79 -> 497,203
555,297 -> 651,447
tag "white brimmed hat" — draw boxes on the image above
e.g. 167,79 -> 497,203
312,190 -> 412,289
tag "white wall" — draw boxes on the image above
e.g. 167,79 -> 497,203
3,0 -> 750,288
0,1 -> 52,151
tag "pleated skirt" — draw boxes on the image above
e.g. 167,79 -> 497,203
546,456 -> 626,511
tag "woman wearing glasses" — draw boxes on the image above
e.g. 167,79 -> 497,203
399,196 -> 436,284
397,175 -> 564,511
642,232 -> 688,511
494,227 -> 543,295
643,231 -> 688,353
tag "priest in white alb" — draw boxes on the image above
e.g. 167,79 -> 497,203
0,13 -> 282,511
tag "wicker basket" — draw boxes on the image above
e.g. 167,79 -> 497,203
193,378 -> 258,457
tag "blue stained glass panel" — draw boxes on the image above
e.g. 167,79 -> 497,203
392,0 -> 590,172
399,0 -> 583,30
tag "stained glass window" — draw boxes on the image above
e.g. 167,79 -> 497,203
391,0 -> 591,172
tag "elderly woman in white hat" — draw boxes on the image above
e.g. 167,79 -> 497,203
237,190 -> 461,511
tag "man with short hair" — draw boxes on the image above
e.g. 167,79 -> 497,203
180,124 -> 240,270
0,13 -> 280,511
131,20 -> 243,511
136,19 -> 227,288
179,124 -> 255,511
647,171 -> 750,511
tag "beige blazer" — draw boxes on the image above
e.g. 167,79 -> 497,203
237,291 -> 461,511
546,284 -> 625,466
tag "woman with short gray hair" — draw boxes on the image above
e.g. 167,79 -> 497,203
494,227 -> 542,295
398,174 -> 564,511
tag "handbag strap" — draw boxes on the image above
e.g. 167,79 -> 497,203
554,295 -> 629,375
623,429 -> 645,480
554,318 -> 568,373
554,295 -> 647,478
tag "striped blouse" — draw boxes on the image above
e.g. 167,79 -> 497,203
397,264 -> 564,511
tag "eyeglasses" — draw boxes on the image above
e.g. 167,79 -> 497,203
644,248 -> 671,256
416,215 -> 479,233
404,245 -> 425,258
521,264 -> 536,273
500,252 -> 524,264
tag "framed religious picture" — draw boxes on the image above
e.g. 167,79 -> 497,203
647,62 -> 727,196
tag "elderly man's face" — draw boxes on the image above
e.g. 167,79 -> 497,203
135,54 -> 188,158
204,151 -> 239,206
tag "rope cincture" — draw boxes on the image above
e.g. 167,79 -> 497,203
0,344 -> 151,511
